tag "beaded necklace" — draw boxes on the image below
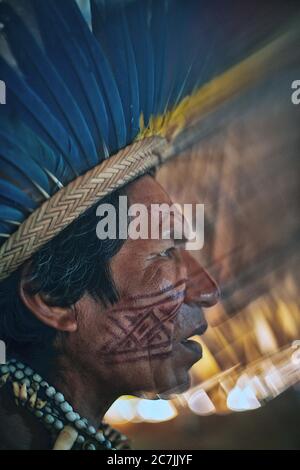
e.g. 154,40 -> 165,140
0,359 -> 130,450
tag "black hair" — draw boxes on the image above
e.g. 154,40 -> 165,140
0,189 -> 126,353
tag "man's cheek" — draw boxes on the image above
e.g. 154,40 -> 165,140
96,284 -> 185,365
97,306 -> 176,364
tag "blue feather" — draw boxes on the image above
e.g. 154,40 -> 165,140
0,180 -> 36,212
0,57 -> 85,176
149,0 -> 168,116
91,0 -> 140,142
0,132 -> 51,198
52,0 -> 127,154
121,0 -> 154,126
18,129 -> 73,188
30,0 -> 109,157
0,112 -> 74,188
0,2 -> 98,168
0,222 -> 14,238
0,205 -> 26,225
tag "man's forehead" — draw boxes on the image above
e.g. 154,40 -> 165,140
125,175 -> 172,206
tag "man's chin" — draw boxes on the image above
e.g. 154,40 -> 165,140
134,374 -> 191,400
157,375 -> 191,399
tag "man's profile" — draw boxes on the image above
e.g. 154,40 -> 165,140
0,0 -> 286,450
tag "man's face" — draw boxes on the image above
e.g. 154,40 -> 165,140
73,175 -> 219,398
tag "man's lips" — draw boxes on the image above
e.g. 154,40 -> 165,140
180,338 -> 203,358
176,303 -> 208,344
173,303 -> 207,360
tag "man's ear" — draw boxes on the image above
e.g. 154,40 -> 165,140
19,280 -> 78,333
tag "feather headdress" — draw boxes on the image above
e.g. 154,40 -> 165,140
0,0 -> 296,280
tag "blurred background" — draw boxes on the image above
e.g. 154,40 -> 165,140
102,0 -> 300,449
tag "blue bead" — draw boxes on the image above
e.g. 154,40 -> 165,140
76,435 -> 85,444
75,420 -> 86,430
21,378 -> 30,387
87,426 -> 96,435
33,373 -> 42,383
9,365 -> 16,373
54,420 -> 64,430
16,362 -> 25,369
46,386 -> 56,398
24,367 -> 33,376
54,392 -> 64,403
66,411 -> 76,422
15,370 -> 24,380
61,402 -> 72,413
45,414 -> 55,425
95,432 -> 105,443
0,365 -> 9,374
87,444 -> 96,450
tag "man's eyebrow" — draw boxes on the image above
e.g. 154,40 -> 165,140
158,219 -> 189,244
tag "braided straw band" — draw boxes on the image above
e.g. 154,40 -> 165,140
0,136 -> 167,281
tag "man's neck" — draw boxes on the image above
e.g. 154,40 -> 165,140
50,355 -> 118,427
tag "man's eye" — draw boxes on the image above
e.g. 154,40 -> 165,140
158,248 -> 175,258
147,247 -> 176,261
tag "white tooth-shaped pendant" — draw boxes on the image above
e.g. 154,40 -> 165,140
20,382 -> 28,402
0,373 -> 9,388
12,381 -> 20,399
29,391 -> 37,408
36,398 -> 47,410
53,425 -> 78,450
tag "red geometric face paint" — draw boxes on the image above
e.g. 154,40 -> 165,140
98,280 -> 187,364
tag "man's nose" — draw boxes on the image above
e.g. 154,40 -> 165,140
189,266 -> 220,307
181,251 -> 220,308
